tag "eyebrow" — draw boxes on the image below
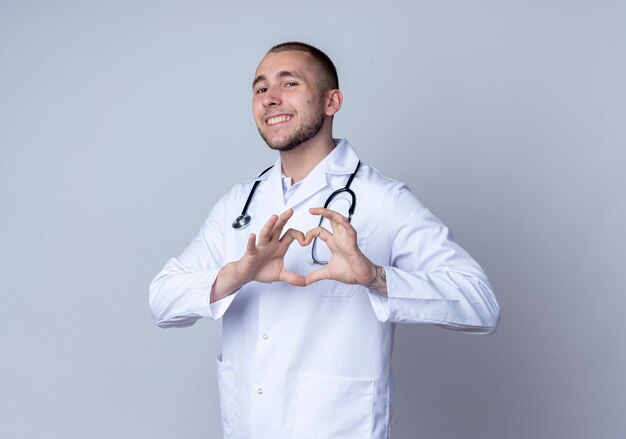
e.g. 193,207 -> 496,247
252,70 -> 305,88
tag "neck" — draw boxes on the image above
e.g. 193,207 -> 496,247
280,134 -> 336,184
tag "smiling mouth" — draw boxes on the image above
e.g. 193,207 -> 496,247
266,114 -> 292,126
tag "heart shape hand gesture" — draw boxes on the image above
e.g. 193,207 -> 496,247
210,208 -> 379,303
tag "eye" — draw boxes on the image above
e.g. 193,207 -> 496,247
284,81 -> 298,88
255,87 -> 267,94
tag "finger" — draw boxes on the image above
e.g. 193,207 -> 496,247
309,207 -> 350,225
303,226 -> 333,245
245,233 -> 257,254
280,228 -> 306,247
310,207 -> 355,237
279,269 -> 307,287
272,209 -> 294,239
259,214 -> 278,241
305,267 -> 330,285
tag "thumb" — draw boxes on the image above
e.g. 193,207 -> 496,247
279,269 -> 307,287
305,267 -> 330,285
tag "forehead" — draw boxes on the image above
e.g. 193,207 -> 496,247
254,50 -> 316,82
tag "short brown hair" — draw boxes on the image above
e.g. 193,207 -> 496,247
268,42 -> 339,92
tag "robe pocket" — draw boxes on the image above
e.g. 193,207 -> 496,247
215,354 -> 236,437
292,372 -> 374,439
317,238 -> 368,297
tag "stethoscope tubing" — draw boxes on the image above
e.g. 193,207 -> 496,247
231,165 -> 273,230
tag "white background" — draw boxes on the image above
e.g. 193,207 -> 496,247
1,1 -> 625,438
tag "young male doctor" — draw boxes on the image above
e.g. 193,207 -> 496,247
150,42 -> 500,438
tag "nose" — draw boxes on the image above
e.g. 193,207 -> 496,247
262,86 -> 281,107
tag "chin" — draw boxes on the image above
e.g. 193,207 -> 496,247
267,139 -> 301,152
259,130 -> 298,152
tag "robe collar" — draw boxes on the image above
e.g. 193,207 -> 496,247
257,138 -> 360,211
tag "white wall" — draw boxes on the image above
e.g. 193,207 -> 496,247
1,1 -> 624,438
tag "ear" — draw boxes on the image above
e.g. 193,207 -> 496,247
324,89 -> 343,117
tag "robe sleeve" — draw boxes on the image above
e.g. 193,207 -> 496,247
366,184 -> 500,334
149,192 -> 239,328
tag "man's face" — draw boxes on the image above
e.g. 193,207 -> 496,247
253,50 -> 326,152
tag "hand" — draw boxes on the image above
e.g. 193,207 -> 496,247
211,209 -> 306,302
303,207 -> 377,287
237,209 -> 307,286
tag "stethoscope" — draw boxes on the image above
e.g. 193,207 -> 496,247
232,161 -> 362,265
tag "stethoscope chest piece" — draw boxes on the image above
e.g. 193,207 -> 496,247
232,214 -> 252,230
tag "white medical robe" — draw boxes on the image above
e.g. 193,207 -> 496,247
149,139 -> 500,438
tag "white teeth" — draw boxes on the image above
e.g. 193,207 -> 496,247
267,115 -> 291,125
